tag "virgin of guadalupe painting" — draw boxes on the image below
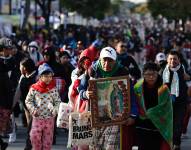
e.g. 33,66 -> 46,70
88,76 -> 131,127
110,84 -> 124,119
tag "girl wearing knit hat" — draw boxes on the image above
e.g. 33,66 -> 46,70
25,63 -> 61,150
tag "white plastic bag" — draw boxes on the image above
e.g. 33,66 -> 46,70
67,97 -> 93,147
56,102 -> 73,129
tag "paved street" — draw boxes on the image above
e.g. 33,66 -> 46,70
181,119 -> 191,150
3,117 -> 69,150
3,118 -> 191,150
4,127 -> 69,150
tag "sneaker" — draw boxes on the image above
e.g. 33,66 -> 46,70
8,133 -> 16,143
173,145 -> 180,150
1,142 -> 8,150
132,146 -> 138,150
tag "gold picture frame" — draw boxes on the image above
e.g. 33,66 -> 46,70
88,76 -> 131,127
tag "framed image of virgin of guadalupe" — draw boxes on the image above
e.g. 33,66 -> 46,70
88,76 -> 131,127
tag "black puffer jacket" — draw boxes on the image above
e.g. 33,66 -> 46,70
117,53 -> 141,80
19,71 -> 37,110
0,57 -> 15,109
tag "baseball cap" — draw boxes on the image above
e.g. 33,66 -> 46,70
156,52 -> 166,62
100,47 -> 117,61
0,37 -> 13,49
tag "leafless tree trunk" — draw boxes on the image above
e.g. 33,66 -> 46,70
22,0 -> 31,30
36,0 -> 51,30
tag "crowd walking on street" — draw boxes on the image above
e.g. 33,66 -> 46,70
1,15 -> 191,150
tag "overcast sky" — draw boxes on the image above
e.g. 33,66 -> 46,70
124,0 -> 147,4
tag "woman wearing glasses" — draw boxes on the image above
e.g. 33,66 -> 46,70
134,62 -> 173,150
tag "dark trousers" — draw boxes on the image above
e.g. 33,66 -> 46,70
173,101 -> 187,145
136,128 -> 163,150
52,116 -> 57,145
25,118 -> 32,149
122,125 -> 137,150
0,136 -> 4,145
182,106 -> 190,134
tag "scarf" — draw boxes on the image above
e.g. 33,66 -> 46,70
134,80 -> 173,149
97,60 -> 119,78
162,64 -> 181,97
31,79 -> 56,93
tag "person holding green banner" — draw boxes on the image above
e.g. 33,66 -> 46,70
134,62 -> 173,150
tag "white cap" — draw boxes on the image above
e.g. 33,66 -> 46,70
28,41 -> 39,50
156,52 -> 166,62
100,47 -> 117,60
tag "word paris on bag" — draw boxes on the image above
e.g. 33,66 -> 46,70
67,96 -> 93,147
56,102 -> 73,129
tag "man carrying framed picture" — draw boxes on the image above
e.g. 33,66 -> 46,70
79,46 -> 138,150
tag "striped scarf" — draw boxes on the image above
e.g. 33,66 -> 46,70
162,64 -> 182,97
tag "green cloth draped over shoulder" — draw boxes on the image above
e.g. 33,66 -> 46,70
97,60 -> 120,78
134,79 -> 173,148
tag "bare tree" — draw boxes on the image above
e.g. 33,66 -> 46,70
35,0 -> 51,30
21,0 -> 31,30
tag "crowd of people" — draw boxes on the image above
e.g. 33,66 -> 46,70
0,16 -> 191,150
